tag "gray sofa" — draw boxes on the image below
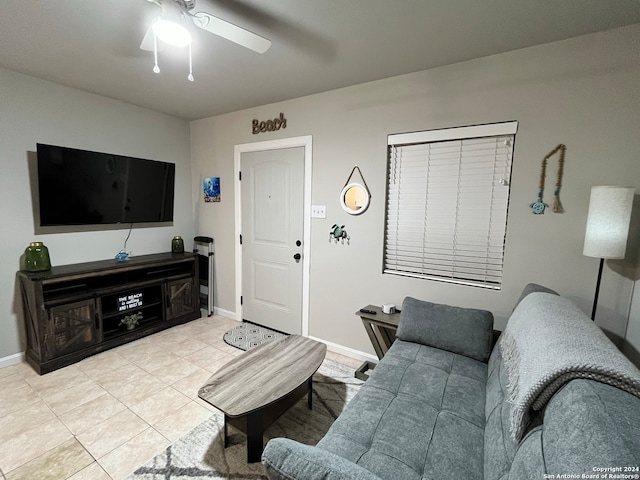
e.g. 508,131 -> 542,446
262,284 -> 640,480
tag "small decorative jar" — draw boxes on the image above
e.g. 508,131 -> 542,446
171,236 -> 184,253
24,242 -> 51,272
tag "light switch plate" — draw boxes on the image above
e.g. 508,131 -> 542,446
311,205 -> 326,218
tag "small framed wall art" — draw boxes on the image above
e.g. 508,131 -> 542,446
204,177 -> 220,202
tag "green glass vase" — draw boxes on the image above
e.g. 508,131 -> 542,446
24,242 -> 51,272
171,236 -> 184,253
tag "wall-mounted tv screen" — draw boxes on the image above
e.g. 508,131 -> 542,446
37,144 -> 175,226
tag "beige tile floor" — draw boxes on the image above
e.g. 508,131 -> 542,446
0,316 -> 362,480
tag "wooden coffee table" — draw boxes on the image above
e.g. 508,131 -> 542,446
198,335 -> 326,462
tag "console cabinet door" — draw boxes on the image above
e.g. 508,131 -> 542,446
46,299 -> 98,360
166,278 -> 197,320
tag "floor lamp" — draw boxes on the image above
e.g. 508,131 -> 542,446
583,186 -> 634,320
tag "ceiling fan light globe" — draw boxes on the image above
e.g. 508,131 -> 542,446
153,19 -> 191,47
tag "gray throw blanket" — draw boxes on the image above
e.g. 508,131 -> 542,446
500,292 -> 640,441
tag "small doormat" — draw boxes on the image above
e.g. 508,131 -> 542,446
223,321 -> 287,351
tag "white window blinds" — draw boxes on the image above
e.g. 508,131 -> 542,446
384,121 -> 517,289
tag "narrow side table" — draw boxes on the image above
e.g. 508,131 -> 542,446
355,305 -> 401,380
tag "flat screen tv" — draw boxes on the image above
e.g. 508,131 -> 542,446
37,143 -> 175,226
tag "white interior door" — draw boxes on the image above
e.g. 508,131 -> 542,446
240,147 -> 305,334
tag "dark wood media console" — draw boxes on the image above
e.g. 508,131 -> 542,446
18,252 -> 200,374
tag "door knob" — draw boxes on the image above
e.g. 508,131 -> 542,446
293,253 -> 301,262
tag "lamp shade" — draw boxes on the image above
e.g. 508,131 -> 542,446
583,186 -> 634,259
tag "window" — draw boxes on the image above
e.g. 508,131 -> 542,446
384,121 -> 517,289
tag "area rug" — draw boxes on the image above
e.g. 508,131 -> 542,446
223,321 -> 287,351
127,358 -> 363,480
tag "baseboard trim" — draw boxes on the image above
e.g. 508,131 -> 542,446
213,306 -> 240,321
308,336 -> 377,363
0,351 -> 25,369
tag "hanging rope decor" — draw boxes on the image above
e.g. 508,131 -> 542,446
343,165 -> 371,196
529,144 -> 566,214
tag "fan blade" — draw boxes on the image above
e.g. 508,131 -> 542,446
140,25 -> 155,51
191,12 -> 271,54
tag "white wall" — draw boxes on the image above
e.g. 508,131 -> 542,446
191,24 -> 640,358
0,68 -> 193,360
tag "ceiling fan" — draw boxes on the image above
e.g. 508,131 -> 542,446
140,0 -> 271,80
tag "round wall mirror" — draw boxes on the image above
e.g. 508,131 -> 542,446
340,182 -> 370,215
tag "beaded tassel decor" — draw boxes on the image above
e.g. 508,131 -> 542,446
530,144 -> 566,214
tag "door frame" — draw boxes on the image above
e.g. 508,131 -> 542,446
234,135 -> 312,336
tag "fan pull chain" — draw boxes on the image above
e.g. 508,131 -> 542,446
153,31 -> 160,74
188,41 -> 194,82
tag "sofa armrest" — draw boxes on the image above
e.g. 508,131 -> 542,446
262,438 -> 383,480
513,283 -> 558,310
396,297 -> 494,362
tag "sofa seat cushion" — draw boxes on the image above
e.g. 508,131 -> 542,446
317,340 -> 487,480
484,345 -> 519,480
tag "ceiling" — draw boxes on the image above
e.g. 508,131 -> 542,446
1,0 -> 639,121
